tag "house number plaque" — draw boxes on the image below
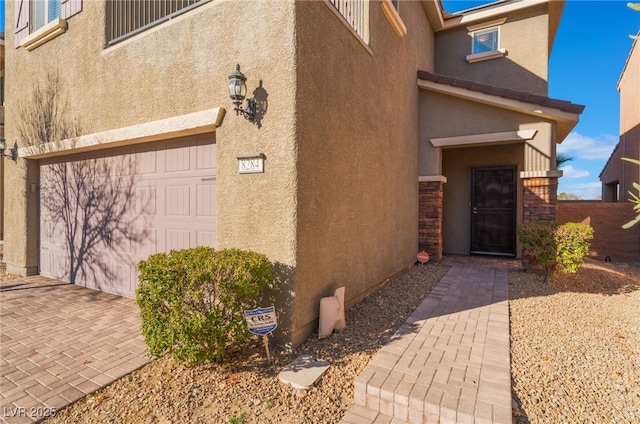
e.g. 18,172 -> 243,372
236,153 -> 266,174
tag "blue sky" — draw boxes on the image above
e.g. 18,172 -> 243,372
443,0 -> 640,199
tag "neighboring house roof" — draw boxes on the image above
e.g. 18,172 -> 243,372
599,142 -> 620,179
417,70 -> 585,140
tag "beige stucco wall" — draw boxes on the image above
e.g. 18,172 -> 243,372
616,39 -> 639,202
434,3 -> 549,96
419,92 -> 556,176
619,41 -> 640,136
291,1 -> 435,346
4,1 -> 300,321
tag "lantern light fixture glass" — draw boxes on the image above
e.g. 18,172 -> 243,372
228,64 -> 256,122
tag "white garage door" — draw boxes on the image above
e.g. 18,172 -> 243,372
39,134 -> 217,298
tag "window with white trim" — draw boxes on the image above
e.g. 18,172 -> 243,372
14,0 -> 83,48
465,18 -> 507,63
32,0 -> 61,32
472,27 -> 499,54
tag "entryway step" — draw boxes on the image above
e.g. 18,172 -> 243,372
339,405 -> 409,424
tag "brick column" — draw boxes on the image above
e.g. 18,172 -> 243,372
419,180 -> 444,261
522,177 -> 559,222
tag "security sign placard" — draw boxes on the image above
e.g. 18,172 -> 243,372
244,306 -> 278,336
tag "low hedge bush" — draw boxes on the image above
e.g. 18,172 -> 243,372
136,247 -> 273,365
517,220 -> 593,282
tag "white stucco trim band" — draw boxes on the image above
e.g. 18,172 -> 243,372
431,129 -> 537,148
419,175 -> 448,183
520,170 -> 563,179
19,108 -> 226,159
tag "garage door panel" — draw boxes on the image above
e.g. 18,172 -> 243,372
40,133 -> 217,298
134,229 -> 158,255
135,187 -> 157,215
135,147 -> 158,174
165,229 -> 192,251
197,142 -> 217,170
197,231 -> 216,247
165,145 -> 190,172
165,185 -> 191,215
196,184 -> 216,216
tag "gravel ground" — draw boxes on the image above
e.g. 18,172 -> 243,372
2,250 -> 638,424
38,263 -> 450,424
510,259 -> 640,424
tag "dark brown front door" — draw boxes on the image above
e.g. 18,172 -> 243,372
470,166 -> 516,256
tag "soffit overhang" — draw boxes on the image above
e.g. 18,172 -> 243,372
417,71 -> 583,141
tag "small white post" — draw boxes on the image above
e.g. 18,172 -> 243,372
263,335 -> 271,364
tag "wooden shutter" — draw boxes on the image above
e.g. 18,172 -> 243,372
14,0 -> 30,48
61,0 -> 82,19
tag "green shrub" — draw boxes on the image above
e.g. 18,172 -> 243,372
554,222 -> 594,273
136,247 -> 273,364
517,220 -> 593,282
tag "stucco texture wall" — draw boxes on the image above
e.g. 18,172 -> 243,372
434,3 -> 549,96
291,1 -> 435,346
4,0 -> 300,341
419,91 -> 556,176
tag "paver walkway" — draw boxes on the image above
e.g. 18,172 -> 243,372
0,277 -> 147,424
340,259 -> 516,424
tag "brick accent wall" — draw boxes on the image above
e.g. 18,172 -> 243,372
557,201 -> 640,262
419,181 -> 443,261
523,177 -> 558,222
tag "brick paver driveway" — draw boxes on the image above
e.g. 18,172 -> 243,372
0,277 -> 148,424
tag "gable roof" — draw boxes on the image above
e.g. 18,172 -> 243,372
417,70 -> 584,141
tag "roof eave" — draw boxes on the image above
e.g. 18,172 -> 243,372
417,77 -> 582,141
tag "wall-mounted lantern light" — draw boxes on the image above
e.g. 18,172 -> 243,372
0,138 -> 18,162
228,64 -> 256,123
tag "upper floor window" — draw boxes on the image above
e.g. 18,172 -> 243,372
15,0 -> 82,49
466,18 -> 507,63
32,0 -> 61,32
106,0 -> 211,45
472,27 -> 498,54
